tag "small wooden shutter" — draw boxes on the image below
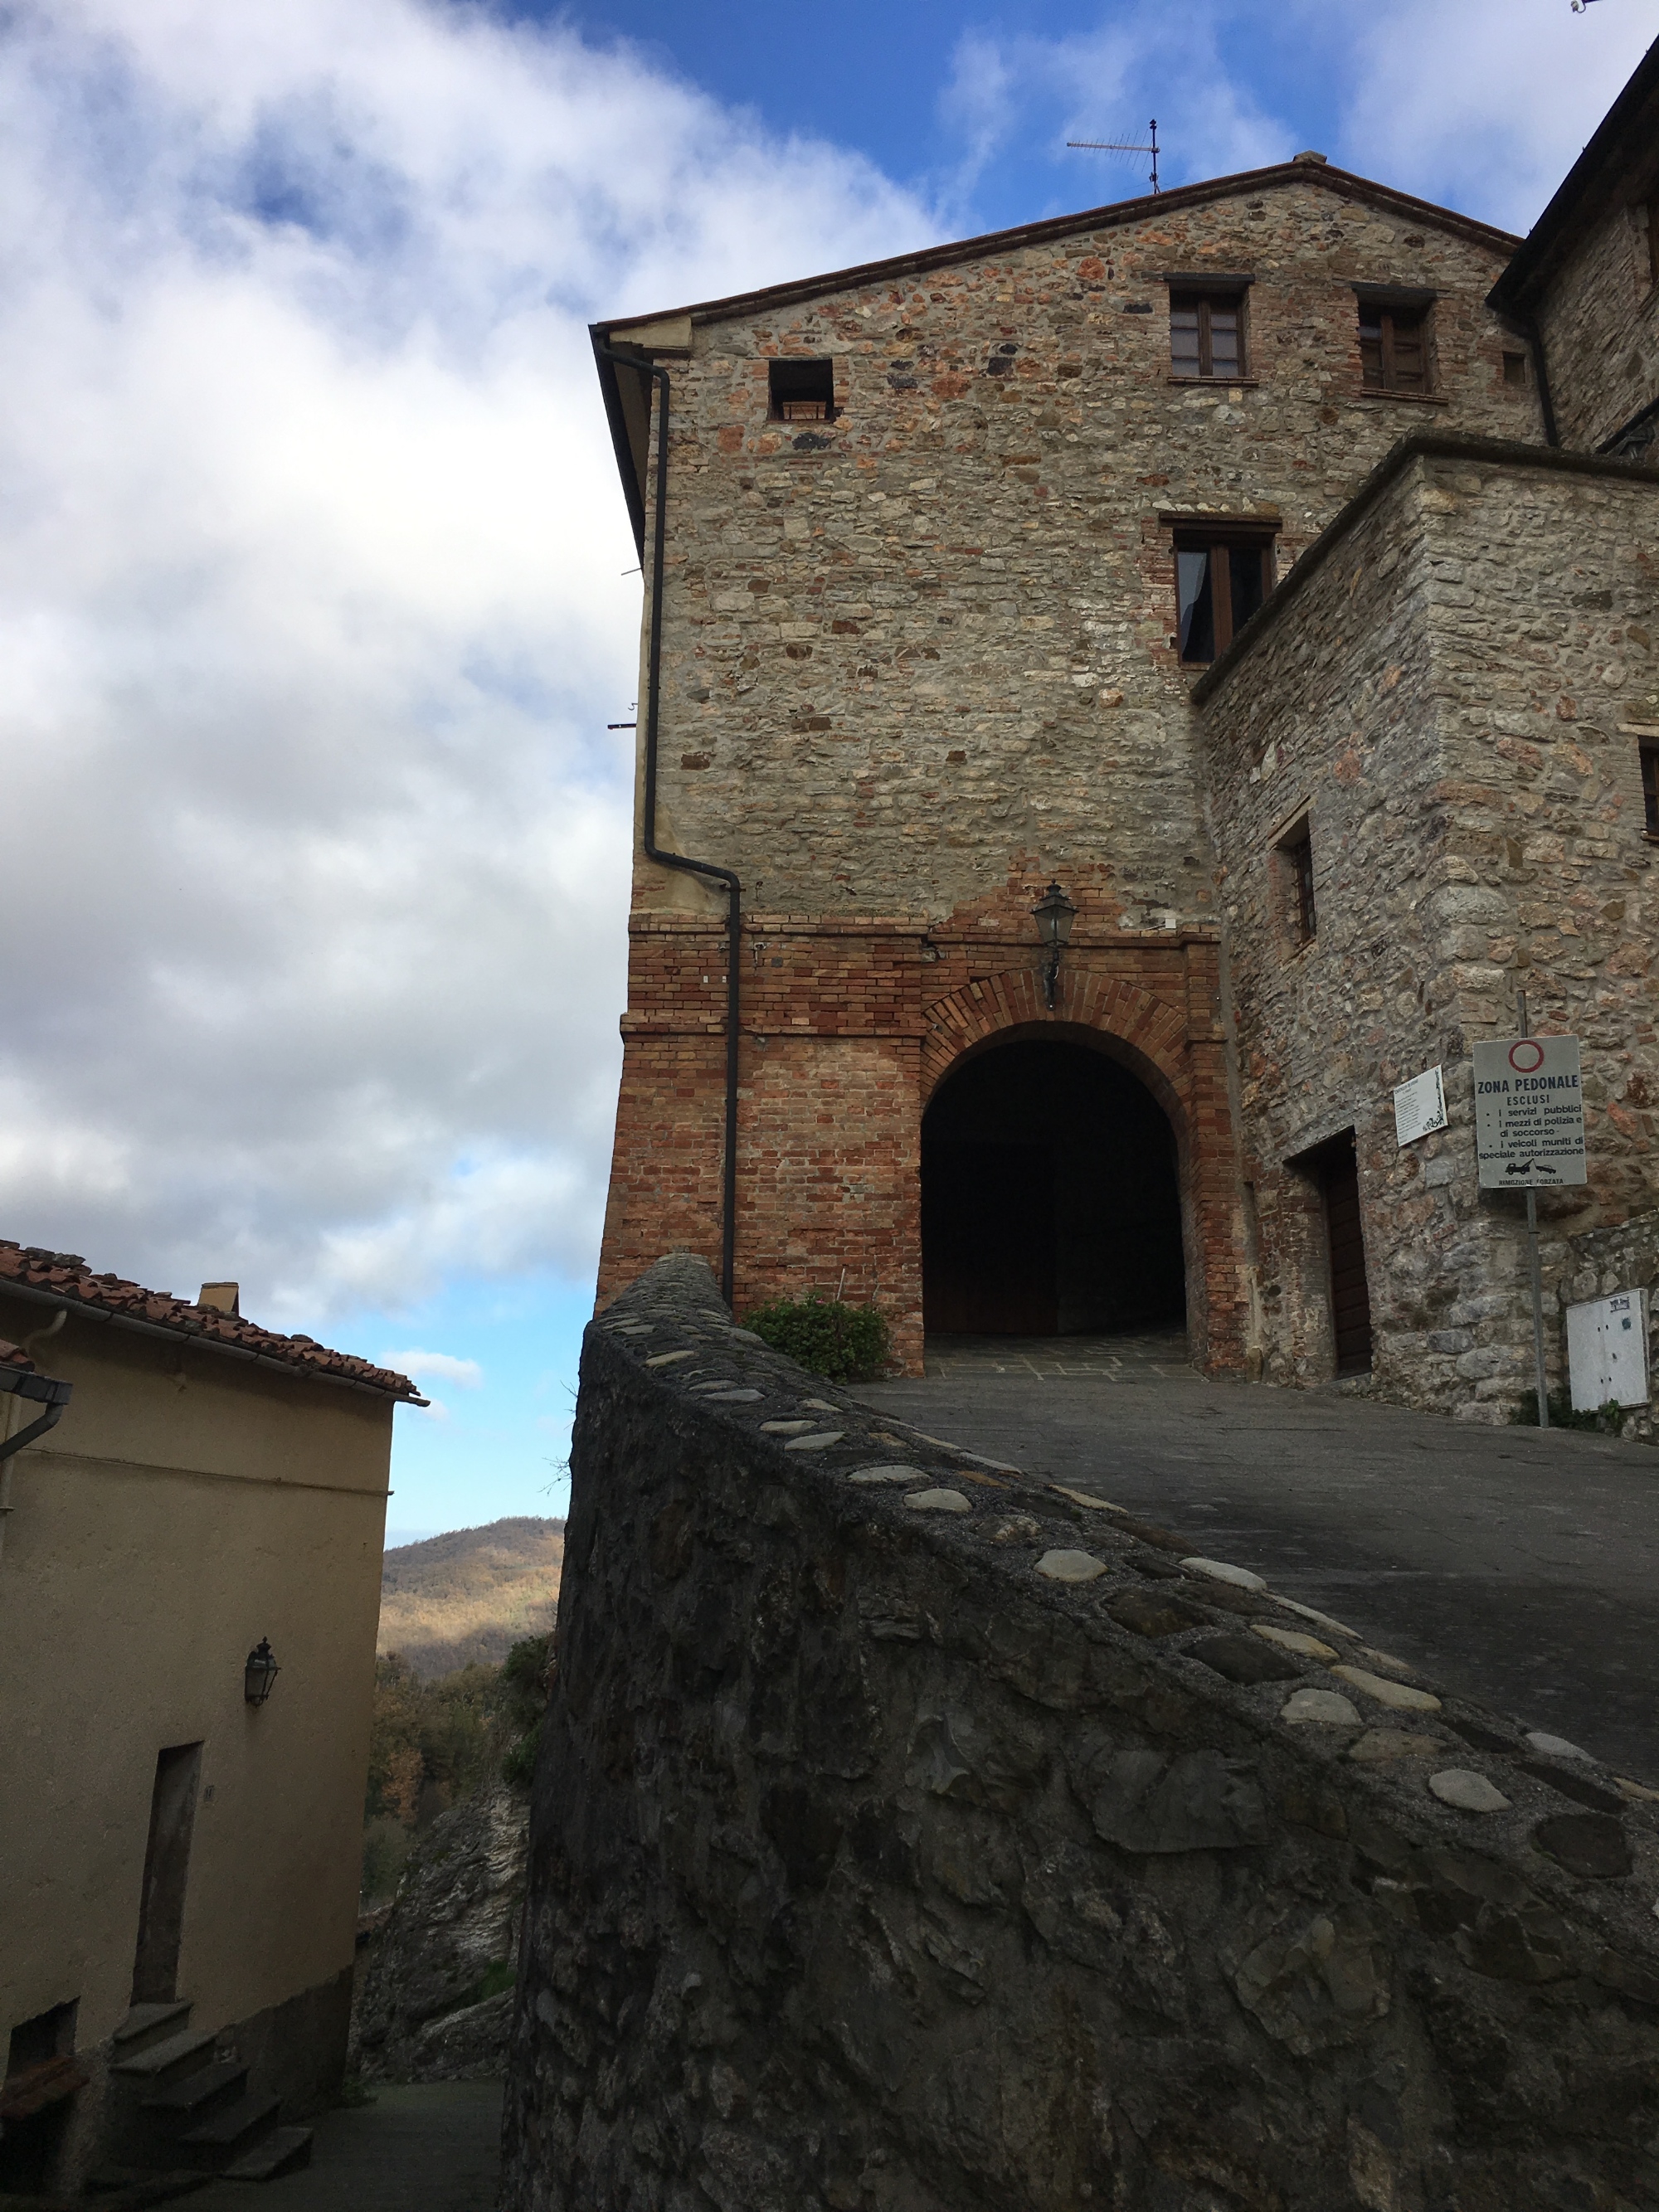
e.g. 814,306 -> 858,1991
1322,1138 -> 1373,1375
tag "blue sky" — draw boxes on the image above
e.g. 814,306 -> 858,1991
0,0 -> 1652,1540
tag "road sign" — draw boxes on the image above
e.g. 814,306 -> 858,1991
1472,1034 -> 1586,1189
1393,1064 -> 1447,1147
1566,1290 -> 1648,1412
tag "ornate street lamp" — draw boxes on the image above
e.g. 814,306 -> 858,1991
244,1639 -> 280,1706
1033,882 -> 1078,1010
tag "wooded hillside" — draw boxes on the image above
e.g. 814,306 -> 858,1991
377,1517 -> 564,1680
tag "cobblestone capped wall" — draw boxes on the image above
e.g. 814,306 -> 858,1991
1199,435 -> 1659,1414
597,170 -> 1535,1356
502,1256 -> 1659,2212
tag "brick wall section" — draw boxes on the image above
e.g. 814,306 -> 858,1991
600,174 -> 1535,1367
598,922 -> 1240,1373
1535,199 -> 1659,452
1199,439 -> 1659,1416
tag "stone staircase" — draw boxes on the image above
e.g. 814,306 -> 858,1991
97,2002 -> 312,2187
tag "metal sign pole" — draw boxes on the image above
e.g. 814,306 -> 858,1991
1517,989 -> 1550,1430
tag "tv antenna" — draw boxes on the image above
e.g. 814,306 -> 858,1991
1067,119 -> 1160,193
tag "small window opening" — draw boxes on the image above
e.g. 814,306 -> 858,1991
1642,742 -> 1659,836
1502,350 -> 1529,389
1170,290 -> 1245,379
1647,197 -> 1659,289
1360,303 -> 1428,394
1175,531 -> 1273,664
1278,816 -> 1316,945
768,358 -> 836,423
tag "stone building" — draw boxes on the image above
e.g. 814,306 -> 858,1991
590,39 -> 1659,1413
0,1244 -> 420,2193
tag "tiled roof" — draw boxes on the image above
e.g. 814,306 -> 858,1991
0,1338 -> 35,1372
0,1243 -> 421,1401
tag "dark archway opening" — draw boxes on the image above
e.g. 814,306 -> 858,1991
921,1038 -> 1187,1336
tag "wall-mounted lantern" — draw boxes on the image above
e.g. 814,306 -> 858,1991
244,1640 -> 280,1707
1032,882 -> 1078,1010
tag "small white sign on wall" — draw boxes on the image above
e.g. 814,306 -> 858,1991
1566,1289 -> 1649,1412
1393,1065 -> 1447,1147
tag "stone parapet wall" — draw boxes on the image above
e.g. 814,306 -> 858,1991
503,1254 -> 1659,2212
1200,440 -> 1659,1416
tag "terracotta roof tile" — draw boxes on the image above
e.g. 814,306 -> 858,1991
0,1242 -> 420,1400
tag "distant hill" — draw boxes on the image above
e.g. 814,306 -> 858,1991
378,1516 -> 565,1681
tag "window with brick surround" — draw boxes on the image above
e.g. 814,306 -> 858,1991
1173,527 -> 1274,664
1358,296 -> 1431,394
1502,349 -> 1529,388
1277,815 -> 1317,946
1642,741 -> 1659,835
768,358 -> 835,422
1169,289 -> 1246,378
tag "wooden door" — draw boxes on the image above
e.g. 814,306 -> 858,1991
1323,1140 -> 1374,1376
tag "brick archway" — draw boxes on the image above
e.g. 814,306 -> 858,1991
917,958 -> 1243,1373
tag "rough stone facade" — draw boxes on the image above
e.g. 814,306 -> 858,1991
595,162 -> 1535,1372
1197,437 -> 1659,1414
1535,194 -> 1659,452
502,1257 -> 1659,2212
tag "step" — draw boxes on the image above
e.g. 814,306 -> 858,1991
182,2091 -> 280,2161
111,2027 -> 217,2087
112,2002 -> 193,2058
143,2059 -> 250,2121
88,2162 -> 213,2200
221,2125 -> 313,2183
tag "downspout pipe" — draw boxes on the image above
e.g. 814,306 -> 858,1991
596,344 -> 742,1305
1516,314 -> 1559,447
0,1368 -> 72,1464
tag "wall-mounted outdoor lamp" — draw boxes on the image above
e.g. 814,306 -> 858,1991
1033,881 -> 1078,1010
244,1640 -> 280,1707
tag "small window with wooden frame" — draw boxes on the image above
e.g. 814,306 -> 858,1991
1355,286 -> 1434,396
768,357 -> 836,423
1645,194 -> 1659,290
1169,286 -> 1248,380
1277,812 -> 1317,948
1641,740 -> 1659,838
1171,523 -> 1276,664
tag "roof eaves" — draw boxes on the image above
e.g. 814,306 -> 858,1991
1190,431 -> 1659,706
1489,34 -> 1659,314
595,163 -> 1519,341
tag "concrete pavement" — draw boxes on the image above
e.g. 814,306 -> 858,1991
182,2083 -> 500,2212
857,1333 -> 1659,1782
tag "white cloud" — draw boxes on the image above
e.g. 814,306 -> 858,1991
0,0 -> 938,1323
381,1349 -> 484,1389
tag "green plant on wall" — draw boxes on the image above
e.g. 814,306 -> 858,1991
743,1295 -> 893,1382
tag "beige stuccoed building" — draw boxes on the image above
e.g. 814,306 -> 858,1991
0,1242 -> 421,2194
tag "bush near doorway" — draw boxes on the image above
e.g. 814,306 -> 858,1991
744,1295 -> 893,1382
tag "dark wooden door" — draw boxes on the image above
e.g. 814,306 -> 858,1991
131,1743 -> 203,2005
922,1141 -> 1057,1334
1323,1140 -> 1374,1376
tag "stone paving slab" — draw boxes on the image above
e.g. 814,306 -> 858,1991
857,1345 -> 1659,1782
183,2083 -> 500,2212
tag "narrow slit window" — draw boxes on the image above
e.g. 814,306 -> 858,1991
1170,291 -> 1244,379
1502,350 -> 1529,388
1174,532 -> 1274,664
1642,742 -> 1659,835
1280,819 -> 1316,945
1360,304 -> 1428,394
768,358 -> 836,423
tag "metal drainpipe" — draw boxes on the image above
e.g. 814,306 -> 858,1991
1522,314 -> 1560,447
597,345 -> 742,1305
0,1314 -> 74,1573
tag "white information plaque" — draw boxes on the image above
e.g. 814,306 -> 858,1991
1393,1064 -> 1447,1147
1472,1034 -> 1586,1189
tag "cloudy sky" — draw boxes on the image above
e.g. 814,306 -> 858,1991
2,0 -> 1652,1538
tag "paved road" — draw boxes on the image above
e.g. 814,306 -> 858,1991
185,2083 -> 500,2212
857,1334 -> 1659,1783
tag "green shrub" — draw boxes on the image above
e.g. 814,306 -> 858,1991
1510,1388 -> 1620,1432
743,1295 -> 893,1382
499,1633 -> 556,1791
360,1813 -> 416,1908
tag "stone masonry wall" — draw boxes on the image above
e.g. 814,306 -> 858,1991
503,1254 -> 1659,2212
1199,439 -> 1659,1417
1535,194 -> 1659,454
597,172 -> 1535,1357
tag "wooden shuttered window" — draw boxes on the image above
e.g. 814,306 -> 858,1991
1642,741 -> 1659,836
1359,304 -> 1428,393
1170,291 -> 1244,379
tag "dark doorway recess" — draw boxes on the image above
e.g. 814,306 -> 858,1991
922,1038 -> 1186,1336
1298,1130 -> 1374,1376
131,1743 -> 203,2005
